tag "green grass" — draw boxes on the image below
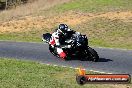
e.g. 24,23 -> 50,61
53,0 -> 132,13
0,17 -> 132,49
0,27 -> 52,42
0,31 -> 42,42
73,18 -> 132,49
0,58 -> 131,88
0,0 -> 132,49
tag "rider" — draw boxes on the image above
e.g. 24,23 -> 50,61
49,24 -> 76,60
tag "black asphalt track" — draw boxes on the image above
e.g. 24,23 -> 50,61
0,41 -> 132,74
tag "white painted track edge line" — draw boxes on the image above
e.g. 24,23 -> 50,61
40,62 -> 113,74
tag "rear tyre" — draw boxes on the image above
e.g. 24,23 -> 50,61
87,47 -> 99,62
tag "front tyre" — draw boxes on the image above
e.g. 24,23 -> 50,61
49,45 -> 59,58
49,45 -> 69,60
87,47 -> 99,62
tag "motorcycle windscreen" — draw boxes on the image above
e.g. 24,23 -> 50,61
43,33 -> 52,42
74,35 -> 88,46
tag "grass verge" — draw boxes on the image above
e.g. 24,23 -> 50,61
0,16 -> 131,49
0,0 -> 132,49
51,0 -> 132,13
74,18 -> 132,49
0,58 -> 131,88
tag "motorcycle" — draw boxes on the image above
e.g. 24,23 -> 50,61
42,32 -> 99,62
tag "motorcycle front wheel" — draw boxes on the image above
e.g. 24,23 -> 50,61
87,47 -> 99,62
49,45 -> 60,58
81,46 -> 99,62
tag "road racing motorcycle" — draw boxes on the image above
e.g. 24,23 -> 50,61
42,32 -> 99,62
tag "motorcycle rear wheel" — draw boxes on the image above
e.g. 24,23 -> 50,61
87,47 -> 99,62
